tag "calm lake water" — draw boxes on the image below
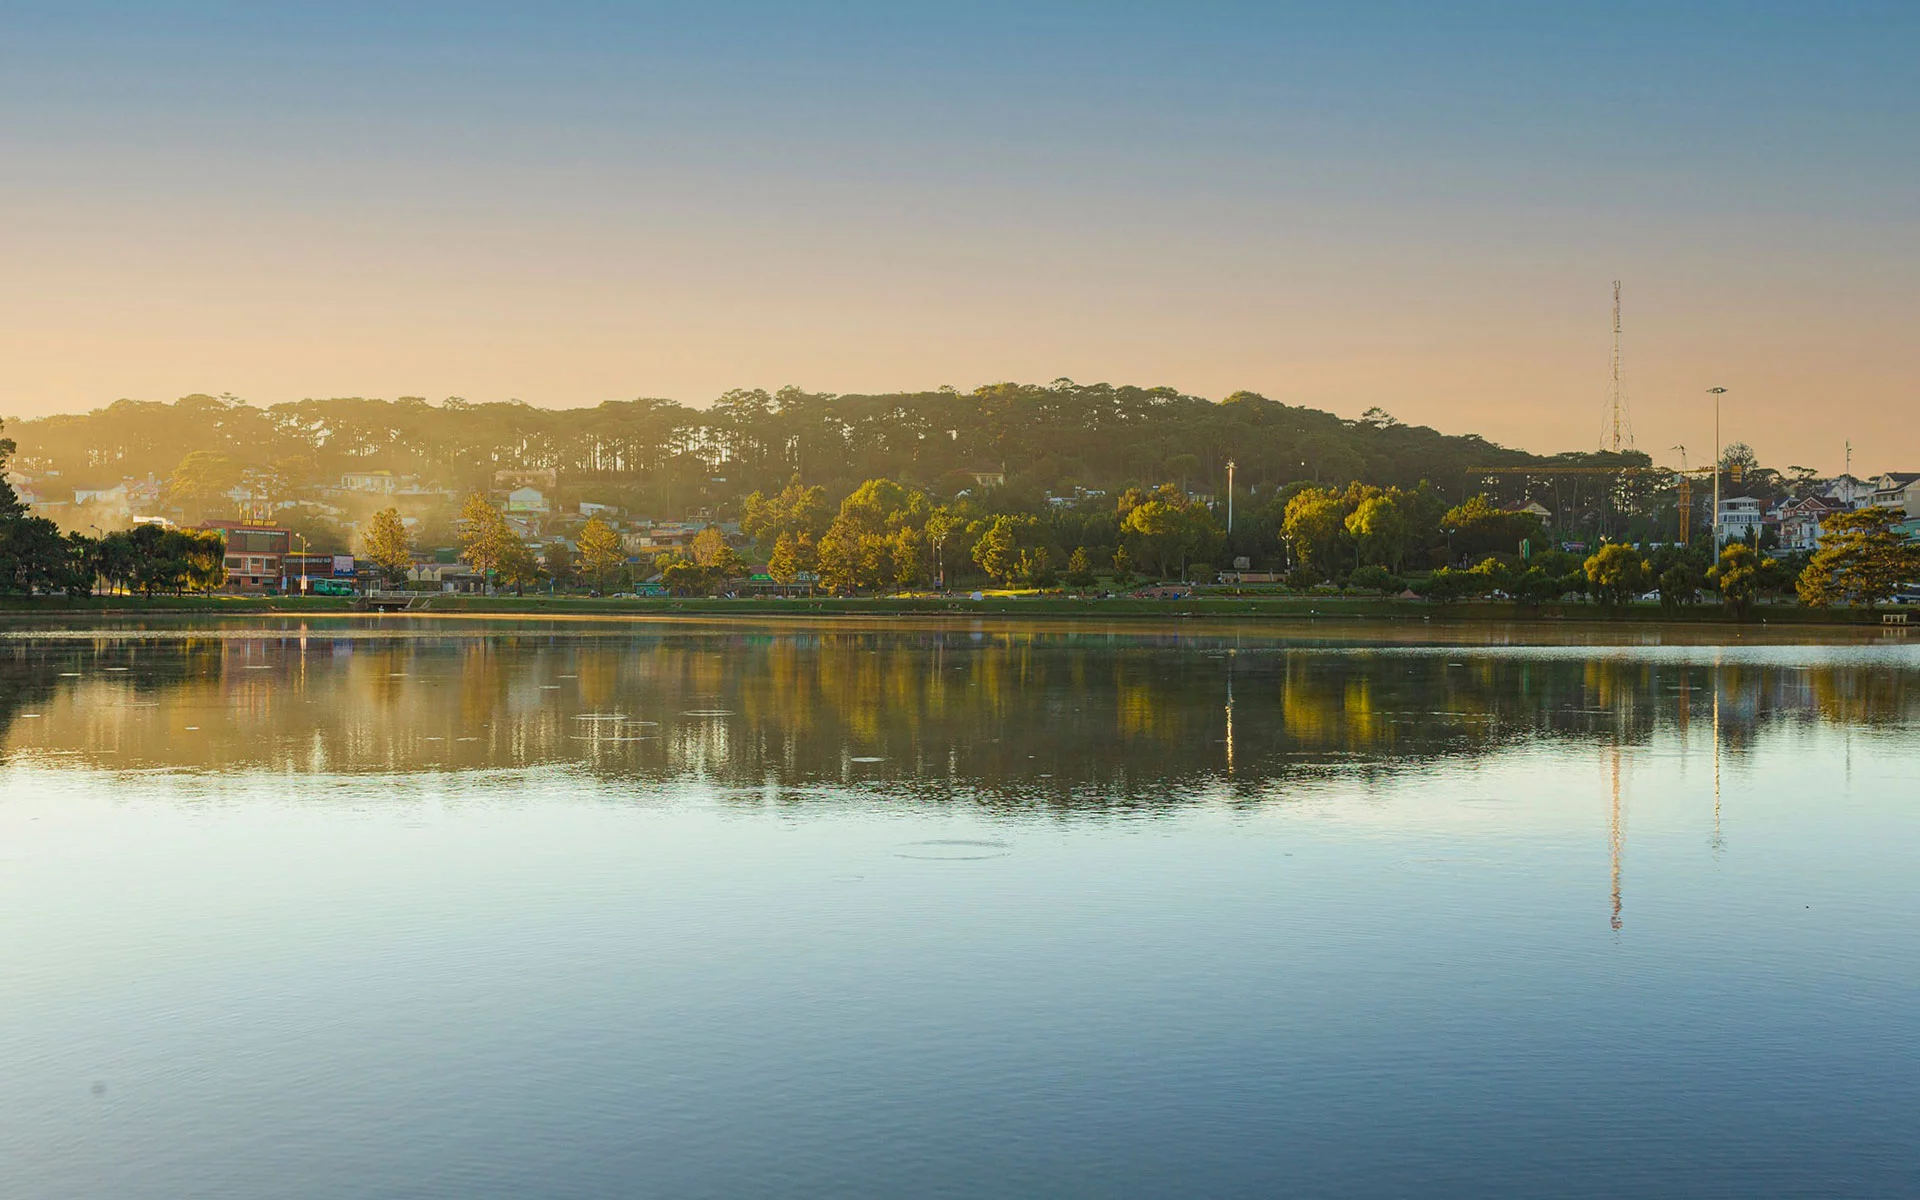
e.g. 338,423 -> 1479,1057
3,616 -> 1918,1198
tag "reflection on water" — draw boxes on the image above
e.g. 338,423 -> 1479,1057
4,618 -> 1919,1200
3,620 -> 1916,804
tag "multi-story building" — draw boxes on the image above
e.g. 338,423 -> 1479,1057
200,522 -> 292,593
1715,497 -> 1764,545
1869,472 -> 1920,519
1778,496 -> 1843,552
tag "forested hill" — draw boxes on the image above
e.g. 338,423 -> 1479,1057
8,382 -> 1631,510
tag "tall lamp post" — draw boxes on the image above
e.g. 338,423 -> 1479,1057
1225,459 -> 1236,534
1706,388 -> 1728,547
291,532 -> 310,595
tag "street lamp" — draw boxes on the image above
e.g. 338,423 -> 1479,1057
1706,388 -> 1728,547
292,533 -> 310,595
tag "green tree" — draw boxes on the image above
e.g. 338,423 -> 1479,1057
890,526 -> 928,589
1657,560 -> 1703,613
1797,507 -> 1919,607
690,526 -> 747,580
1414,566 -> 1484,602
768,532 -> 816,591
1347,564 -> 1405,597
577,517 -> 627,593
1345,492 -> 1413,570
654,552 -> 712,596
1440,495 -> 1546,563
742,478 -> 829,548
1510,566 -> 1565,607
162,450 -> 242,520
972,515 -> 1023,585
1064,546 -> 1096,588
1282,487 -> 1348,573
1583,543 -> 1650,608
359,507 -> 413,586
1710,543 -> 1764,619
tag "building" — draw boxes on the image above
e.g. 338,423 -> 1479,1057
504,487 -> 550,514
1715,497 -> 1764,545
340,470 -> 401,494
1869,472 -> 1920,519
1510,500 -> 1553,524
967,468 -> 1007,489
74,482 -> 128,505
408,559 -> 487,593
620,522 -> 698,554
493,467 -> 558,492
1816,474 -> 1873,507
1778,495 -> 1842,552
200,522 -> 292,593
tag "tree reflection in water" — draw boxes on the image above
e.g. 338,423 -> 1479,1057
0,621 -> 1913,811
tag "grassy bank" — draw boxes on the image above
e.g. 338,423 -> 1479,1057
0,592 -> 1903,625
0,595 -> 358,614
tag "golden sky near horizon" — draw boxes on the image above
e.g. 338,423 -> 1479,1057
2,4 -> 1915,473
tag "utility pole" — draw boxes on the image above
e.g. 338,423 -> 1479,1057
1707,388 -> 1728,547
1225,459 -> 1235,534
1672,446 -> 1690,546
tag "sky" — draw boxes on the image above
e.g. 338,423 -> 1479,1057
1,1 -> 1915,471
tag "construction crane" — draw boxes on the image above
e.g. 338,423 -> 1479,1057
1464,463 -> 1717,545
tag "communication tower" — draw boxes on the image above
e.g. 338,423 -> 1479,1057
1601,281 -> 1635,453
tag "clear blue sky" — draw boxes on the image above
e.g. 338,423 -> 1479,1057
2,1 -> 1915,468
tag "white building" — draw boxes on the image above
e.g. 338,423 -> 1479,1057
505,487 -> 550,514
1716,496 -> 1764,545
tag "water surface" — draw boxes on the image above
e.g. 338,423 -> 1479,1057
3,618 -> 1917,1198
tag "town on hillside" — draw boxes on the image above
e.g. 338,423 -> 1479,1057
0,391 -> 1915,605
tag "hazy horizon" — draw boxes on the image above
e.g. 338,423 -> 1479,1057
4,2 -> 1915,473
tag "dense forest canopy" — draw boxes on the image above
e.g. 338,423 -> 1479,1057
8,382 -> 1596,513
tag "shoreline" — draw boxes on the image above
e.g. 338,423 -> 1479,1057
0,593 -> 1903,627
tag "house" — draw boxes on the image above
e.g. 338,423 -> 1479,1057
1816,474 -> 1873,507
967,468 -> 1007,489
1869,472 -> 1920,519
504,487 -> 550,514
1510,500 -> 1553,524
579,501 -> 621,519
408,559 -> 487,593
1715,497 -> 1764,545
1778,495 -> 1842,552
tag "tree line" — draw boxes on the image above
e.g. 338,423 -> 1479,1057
13,385 -> 1558,518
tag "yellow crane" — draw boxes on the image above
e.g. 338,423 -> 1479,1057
1464,463 -> 1718,545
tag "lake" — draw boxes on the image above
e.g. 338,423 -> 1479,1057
3,616 -> 1918,1198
